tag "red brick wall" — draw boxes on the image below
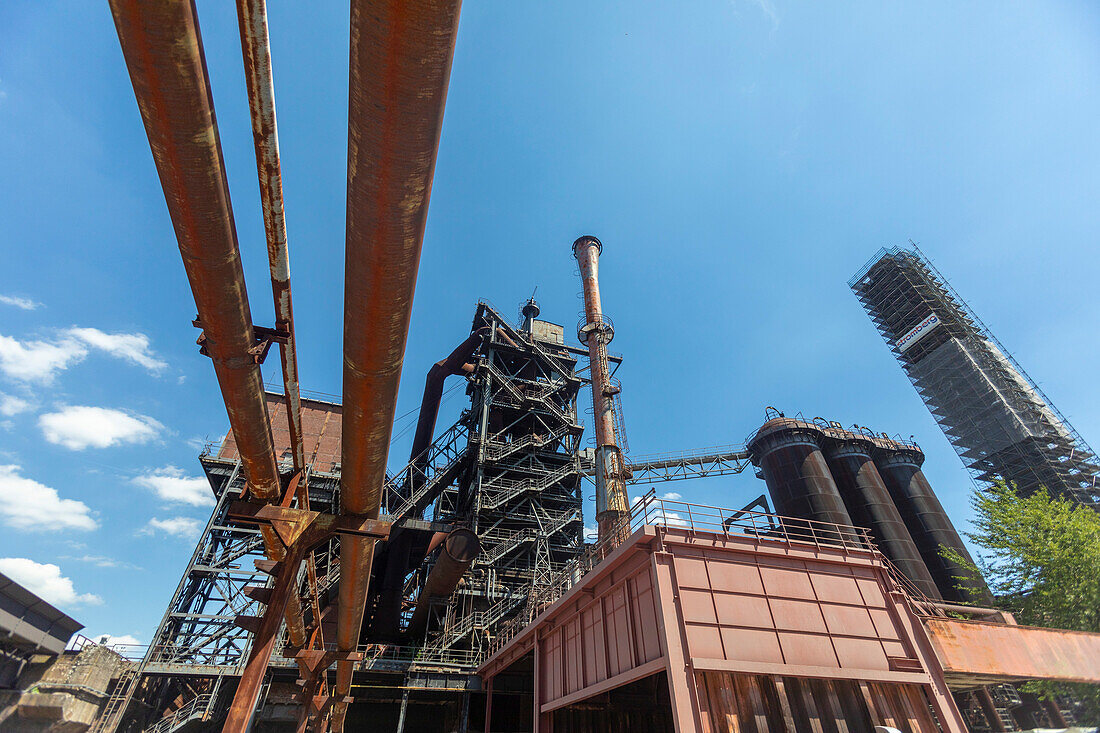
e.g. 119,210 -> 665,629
217,393 -> 343,472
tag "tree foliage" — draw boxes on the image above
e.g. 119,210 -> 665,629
953,481 -> 1100,721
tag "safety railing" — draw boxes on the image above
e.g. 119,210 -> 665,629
485,490 -> 877,660
143,693 -> 214,733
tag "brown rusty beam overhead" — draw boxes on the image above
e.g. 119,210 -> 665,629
334,0 -> 464,728
108,0 -> 280,502
235,0 -> 307,480
109,6 -> 311,729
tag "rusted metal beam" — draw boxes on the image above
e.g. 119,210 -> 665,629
923,616 -> 1100,685
109,0 -> 310,700
333,0 -> 464,728
234,0 -> 307,480
224,542 -> 307,731
109,0 -> 280,502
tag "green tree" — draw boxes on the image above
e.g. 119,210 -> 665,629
949,480 -> 1100,722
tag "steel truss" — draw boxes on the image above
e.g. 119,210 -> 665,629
416,302 -> 586,658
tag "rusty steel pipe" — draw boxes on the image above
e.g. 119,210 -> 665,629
573,236 -> 629,544
407,529 -> 480,636
234,0 -> 306,479
109,0 -> 280,503
109,4 -> 307,718
333,0 -> 464,727
235,0 -> 320,657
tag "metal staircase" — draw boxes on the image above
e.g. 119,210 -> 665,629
386,421 -> 470,521
479,460 -> 578,510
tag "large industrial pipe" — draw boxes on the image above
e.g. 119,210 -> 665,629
573,236 -> 630,544
369,331 -> 483,641
409,329 -> 484,470
406,529 -> 481,637
334,0 -> 463,727
109,0 -> 280,502
108,5 -> 308,728
823,437 -> 942,599
874,446 -> 993,604
235,0 -> 306,479
747,419 -> 856,533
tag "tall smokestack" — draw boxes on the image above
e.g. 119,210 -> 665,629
573,236 -> 629,545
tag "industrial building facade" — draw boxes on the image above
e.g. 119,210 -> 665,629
850,245 -> 1100,510
88,1 -> 1100,729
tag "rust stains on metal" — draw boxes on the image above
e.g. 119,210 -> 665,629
573,236 -> 630,544
107,0 -> 279,502
333,0 -> 463,728
107,3 -> 309,726
922,616 -> 1100,686
234,0 -> 307,481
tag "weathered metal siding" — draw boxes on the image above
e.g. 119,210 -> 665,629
537,552 -> 663,706
695,671 -> 939,733
668,536 -> 920,677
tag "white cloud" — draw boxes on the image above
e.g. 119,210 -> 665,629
0,328 -> 164,383
0,558 -> 102,607
141,517 -> 201,539
88,633 -> 141,647
0,464 -> 98,531
0,295 -> 42,311
66,328 -> 166,373
660,491 -> 682,501
39,406 -> 163,450
0,334 -> 87,383
133,466 -> 213,506
0,393 -> 33,417
64,555 -> 142,570
583,523 -> 598,541
630,493 -> 689,528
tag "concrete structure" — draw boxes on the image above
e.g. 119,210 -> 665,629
851,245 -> 1100,510
0,640 -> 129,732
0,571 -> 84,688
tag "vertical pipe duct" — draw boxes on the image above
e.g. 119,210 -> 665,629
109,0 -> 280,503
874,445 -> 993,604
335,0 -> 463,728
823,436 -> 942,599
747,419 -> 856,538
573,236 -> 630,544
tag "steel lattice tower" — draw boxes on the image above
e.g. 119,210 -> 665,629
850,245 -> 1100,509
419,301 -> 587,658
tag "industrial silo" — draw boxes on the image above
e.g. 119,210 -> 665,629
823,433 -> 942,599
747,418 -> 856,539
874,445 -> 992,604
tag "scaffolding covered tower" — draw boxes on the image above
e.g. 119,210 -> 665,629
850,245 -> 1100,509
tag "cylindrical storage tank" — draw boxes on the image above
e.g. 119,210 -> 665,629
747,419 -> 856,542
823,437 -> 942,600
874,446 -> 992,604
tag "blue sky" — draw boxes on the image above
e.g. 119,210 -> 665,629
1,1 -> 1099,646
